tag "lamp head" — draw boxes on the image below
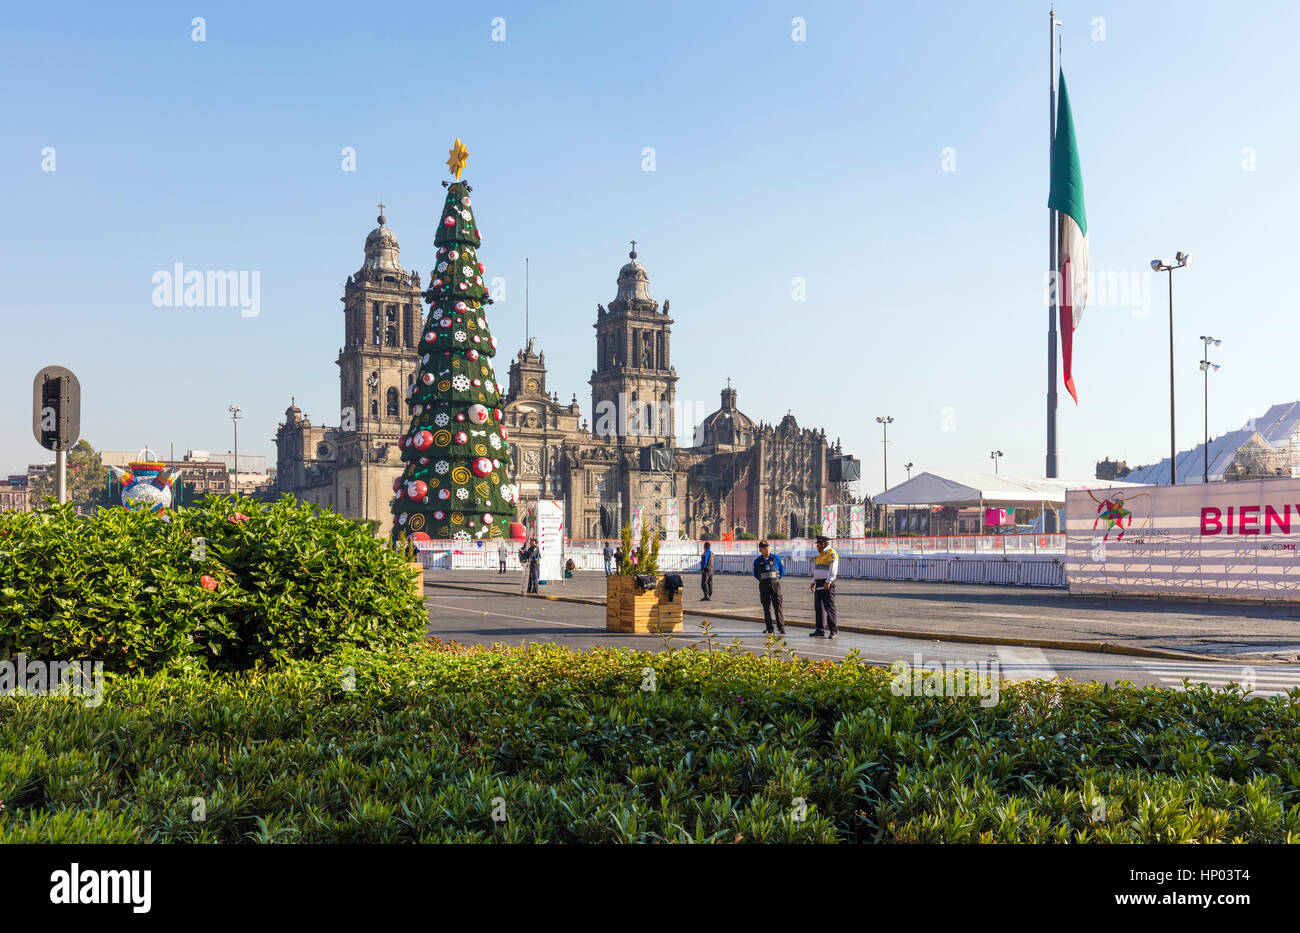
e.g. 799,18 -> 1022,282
1176,251 -> 1192,266
1151,259 -> 1164,271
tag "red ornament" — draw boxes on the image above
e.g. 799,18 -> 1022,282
492,408 -> 502,421
393,477 -> 403,493
443,216 -> 455,226
499,427 -> 509,441
454,431 -> 468,445
407,480 -> 428,500
471,457 -> 492,477
413,430 -> 434,451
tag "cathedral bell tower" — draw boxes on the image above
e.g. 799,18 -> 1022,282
337,207 -> 423,437
589,242 -> 677,444
334,207 -> 424,534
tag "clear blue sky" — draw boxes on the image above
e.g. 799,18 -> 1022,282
3,0 -> 1296,493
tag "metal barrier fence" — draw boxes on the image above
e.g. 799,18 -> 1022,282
414,539 -> 1066,587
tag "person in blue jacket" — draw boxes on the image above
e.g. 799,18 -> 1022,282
752,540 -> 786,634
700,542 -> 714,601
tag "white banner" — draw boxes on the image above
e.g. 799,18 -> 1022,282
535,499 -> 565,583
1066,478 -> 1300,598
664,498 -> 679,537
631,504 -> 644,541
849,505 -> 865,539
822,505 -> 838,538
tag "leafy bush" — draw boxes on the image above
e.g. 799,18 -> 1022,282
0,498 -> 426,674
2,641 -> 1298,843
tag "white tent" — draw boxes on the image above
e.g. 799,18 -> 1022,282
874,471 -> 1138,507
1123,429 -> 1275,485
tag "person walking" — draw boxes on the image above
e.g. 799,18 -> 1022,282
809,534 -> 839,639
752,540 -> 786,635
700,541 -> 715,601
497,540 -> 508,575
602,540 -> 614,576
520,537 -> 541,594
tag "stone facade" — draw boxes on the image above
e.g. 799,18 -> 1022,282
277,225 -> 849,539
502,247 -> 845,541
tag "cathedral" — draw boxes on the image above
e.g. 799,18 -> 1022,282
276,213 -> 855,540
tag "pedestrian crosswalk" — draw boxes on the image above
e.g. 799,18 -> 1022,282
1135,660 -> 1300,698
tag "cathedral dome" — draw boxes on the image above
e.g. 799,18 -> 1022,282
698,385 -> 756,448
363,208 -> 402,272
615,244 -> 652,303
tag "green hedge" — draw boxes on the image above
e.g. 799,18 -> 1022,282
0,498 -> 426,673
2,642 -> 1297,843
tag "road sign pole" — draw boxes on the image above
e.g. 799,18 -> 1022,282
56,449 -> 67,504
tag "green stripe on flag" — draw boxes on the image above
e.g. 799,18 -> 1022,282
1048,71 -> 1086,236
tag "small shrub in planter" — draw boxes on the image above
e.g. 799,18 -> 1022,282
0,497 -> 427,674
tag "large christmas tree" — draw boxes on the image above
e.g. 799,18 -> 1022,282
391,140 -> 517,544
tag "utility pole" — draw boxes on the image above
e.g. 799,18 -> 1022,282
228,405 -> 242,496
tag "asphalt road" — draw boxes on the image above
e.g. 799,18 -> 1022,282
424,569 -> 1300,660
425,586 -> 1300,698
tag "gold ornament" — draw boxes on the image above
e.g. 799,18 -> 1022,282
433,430 -> 452,447
475,482 -> 490,497
452,467 -> 471,485
446,138 -> 469,179
491,473 -> 499,484
450,511 -> 464,525
438,525 -> 449,537
437,380 -> 451,392
409,514 -> 425,531
474,444 -> 487,456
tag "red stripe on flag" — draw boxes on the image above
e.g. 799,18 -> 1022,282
1060,253 -> 1078,404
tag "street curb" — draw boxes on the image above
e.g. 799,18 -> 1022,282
422,581 -> 1262,663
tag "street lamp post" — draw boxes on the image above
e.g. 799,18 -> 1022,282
876,416 -> 893,532
989,450 -> 1004,475
227,405 -> 242,497
1199,335 -> 1221,484
905,461 -> 914,481
1151,253 -> 1193,484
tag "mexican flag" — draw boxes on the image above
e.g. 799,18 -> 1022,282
1048,70 -> 1088,404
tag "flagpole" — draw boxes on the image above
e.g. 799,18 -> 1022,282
1046,9 -> 1060,526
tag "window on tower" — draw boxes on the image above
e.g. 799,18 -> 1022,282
386,387 -> 399,416
403,304 -> 413,347
385,304 -> 398,347
657,332 -> 665,370
370,400 -> 379,418
372,303 -> 381,345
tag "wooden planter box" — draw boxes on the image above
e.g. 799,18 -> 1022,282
605,575 -> 684,634
407,561 -> 425,596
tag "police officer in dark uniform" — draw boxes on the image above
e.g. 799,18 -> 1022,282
752,540 -> 786,634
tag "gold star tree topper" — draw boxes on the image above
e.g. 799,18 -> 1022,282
446,138 -> 469,179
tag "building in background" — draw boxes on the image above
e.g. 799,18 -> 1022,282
0,475 -> 29,513
275,209 -> 422,534
274,226 -> 855,539
501,247 -> 851,540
